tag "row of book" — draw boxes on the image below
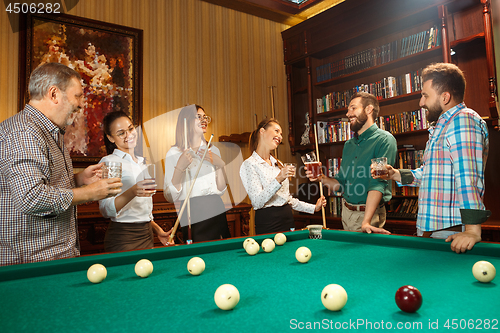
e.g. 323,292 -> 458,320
327,157 -> 341,178
316,120 -> 354,144
316,41 -> 398,82
400,25 -> 441,58
376,108 -> 429,134
386,198 -> 419,220
328,196 -> 343,217
391,146 -> 425,196
316,70 -> 423,114
315,26 -> 441,83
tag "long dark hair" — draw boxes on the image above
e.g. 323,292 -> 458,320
102,111 -> 134,155
249,118 -> 280,153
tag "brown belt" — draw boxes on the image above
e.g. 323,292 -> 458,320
343,201 -> 383,212
421,225 -> 463,238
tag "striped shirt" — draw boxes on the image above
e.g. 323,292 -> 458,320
399,103 -> 489,231
0,105 -> 78,265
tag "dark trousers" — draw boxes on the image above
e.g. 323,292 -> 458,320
255,204 -> 294,235
178,195 -> 231,243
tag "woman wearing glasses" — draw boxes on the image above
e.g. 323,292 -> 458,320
164,105 -> 231,242
99,111 -> 173,252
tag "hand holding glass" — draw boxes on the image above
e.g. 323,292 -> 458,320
301,152 -> 321,178
102,161 -> 122,194
284,163 -> 296,179
102,161 -> 122,179
138,164 -> 157,197
371,157 -> 388,176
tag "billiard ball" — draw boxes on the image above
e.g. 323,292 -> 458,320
87,263 -> 107,284
472,260 -> 496,283
261,238 -> 275,253
245,241 -> 260,255
214,284 -> 240,310
395,285 -> 422,313
274,233 -> 287,245
135,259 -> 154,278
295,246 -> 312,263
187,257 -> 205,276
243,238 -> 255,249
321,284 -> 348,311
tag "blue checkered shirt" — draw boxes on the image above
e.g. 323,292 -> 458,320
0,105 -> 78,265
399,103 -> 489,231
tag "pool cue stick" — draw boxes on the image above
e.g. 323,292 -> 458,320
313,124 -> 327,229
184,118 -> 192,243
168,134 -> 214,244
270,86 -> 278,159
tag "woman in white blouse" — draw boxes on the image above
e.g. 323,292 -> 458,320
164,105 -> 231,242
240,118 -> 326,234
99,111 -> 172,252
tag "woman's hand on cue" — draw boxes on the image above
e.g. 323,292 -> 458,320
199,149 -> 225,169
159,228 -> 175,246
314,196 -> 327,212
176,150 -> 194,171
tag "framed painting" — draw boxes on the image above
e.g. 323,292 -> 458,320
19,13 -> 143,167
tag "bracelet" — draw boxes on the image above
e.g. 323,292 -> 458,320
174,166 -> 185,173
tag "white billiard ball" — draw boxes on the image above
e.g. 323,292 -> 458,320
87,263 -> 107,284
187,257 -> 205,276
261,238 -> 275,253
135,259 -> 154,278
214,284 -> 240,310
245,241 -> 260,255
321,284 -> 348,311
473,260 -> 496,283
243,238 -> 255,249
274,233 -> 287,246
295,246 -> 312,263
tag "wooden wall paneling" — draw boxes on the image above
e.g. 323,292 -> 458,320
0,10 -> 19,122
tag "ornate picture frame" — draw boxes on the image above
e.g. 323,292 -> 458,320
19,13 -> 143,167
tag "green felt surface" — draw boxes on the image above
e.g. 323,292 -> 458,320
1,230 -> 499,332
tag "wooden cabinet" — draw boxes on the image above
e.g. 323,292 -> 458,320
77,192 -> 252,255
282,0 -> 498,224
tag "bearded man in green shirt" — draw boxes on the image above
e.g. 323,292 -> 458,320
306,92 -> 397,234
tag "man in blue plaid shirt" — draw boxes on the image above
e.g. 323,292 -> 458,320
0,63 -> 123,265
374,63 -> 490,253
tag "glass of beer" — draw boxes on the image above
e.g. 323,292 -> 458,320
371,157 -> 388,176
138,164 -> 156,196
102,161 -> 122,179
301,151 -> 321,178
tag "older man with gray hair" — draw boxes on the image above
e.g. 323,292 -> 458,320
0,62 -> 122,265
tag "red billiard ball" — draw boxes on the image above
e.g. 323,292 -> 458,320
395,285 -> 422,313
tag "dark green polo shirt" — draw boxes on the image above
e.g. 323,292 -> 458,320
334,124 -> 397,205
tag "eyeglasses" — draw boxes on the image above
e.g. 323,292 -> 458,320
115,126 -> 135,138
196,115 -> 212,123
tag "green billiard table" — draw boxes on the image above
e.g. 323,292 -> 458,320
1,230 -> 499,332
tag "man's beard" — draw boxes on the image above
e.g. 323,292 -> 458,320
425,100 -> 443,124
350,111 -> 368,133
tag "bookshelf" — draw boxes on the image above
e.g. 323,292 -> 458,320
282,0 -> 499,230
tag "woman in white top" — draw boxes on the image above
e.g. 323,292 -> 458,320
164,105 -> 231,242
240,118 -> 326,234
99,111 -> 172,252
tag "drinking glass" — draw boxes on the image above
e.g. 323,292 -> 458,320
301,151 -> 321,178
371,157 -> 388,176
284,163 -> 297,179
102,161 -> 122,179
138,164 -> 156,196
